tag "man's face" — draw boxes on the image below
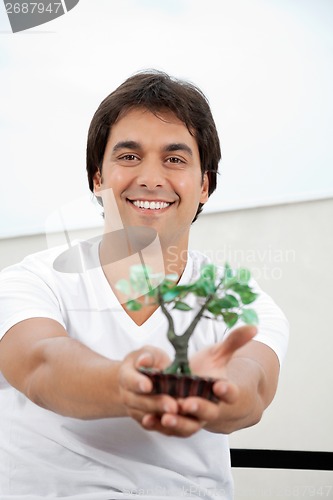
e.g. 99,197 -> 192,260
93,107 -> 209,250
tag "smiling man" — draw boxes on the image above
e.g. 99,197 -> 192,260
0,71 -> 289,499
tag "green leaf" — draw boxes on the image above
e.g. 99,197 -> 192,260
230,283 -> 250,294
191,279 -> 216,296
222,312 -> 239,328
236,268 -> 251,284
224,263 -> 234,281
214,297 -> 236,309
241,309 -> 259,325
223,277 -> 238,289
190,285 -> 207,297
162,288 -> 184,302
239,291 -> 258,305
200,264 -> 216,281
130,276 -> 148,294
224,294 -> 239,307
126,299 -> 142,311
207,296 -> 238,316
130,264 -> 152,278
128,264 -> 154,294
115,279 -> 131,296
207,300 -> 223,316
173,301 -> 192,311
229,283 -> 258,305
148,287 -> 158,298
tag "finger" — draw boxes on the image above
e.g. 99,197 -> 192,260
213,380 -> 239,404
125,391 -> 178,416
141,413 -> 160,429
141,414 -> 180,436
135,346 -> 170,372
211,325 -> 257,363
178,397 -> 220,422
160,413 -> 204,437
142,412 -> 204,437
120,347 -> 171,395
118,360 -> 153,394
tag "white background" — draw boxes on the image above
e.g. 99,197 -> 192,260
0,0 -> 332,238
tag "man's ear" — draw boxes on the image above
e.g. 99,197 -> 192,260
93,170 -> 102,195
200,172 -> 209,204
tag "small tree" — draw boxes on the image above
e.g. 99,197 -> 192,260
116,263 -> 259,376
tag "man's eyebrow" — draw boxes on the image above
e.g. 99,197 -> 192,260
112,141 -> 142,153
111,141 -> 193,156
163,143 -> 193,156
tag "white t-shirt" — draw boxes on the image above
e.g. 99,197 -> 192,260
0,240 -> 289,499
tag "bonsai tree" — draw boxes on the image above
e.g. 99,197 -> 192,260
116,262 -> 259,378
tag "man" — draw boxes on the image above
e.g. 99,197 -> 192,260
0,71 -> 288,499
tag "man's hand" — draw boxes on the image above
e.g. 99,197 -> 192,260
178,325 -> 279,434
117,346 -> 179,428
190,325 -> 257,379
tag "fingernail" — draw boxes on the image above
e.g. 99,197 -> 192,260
142,415 -> 154,428
137,352 -> 152,365
163,404 -> 170,413
190,402 -> 198,412
216,382 -> 228,395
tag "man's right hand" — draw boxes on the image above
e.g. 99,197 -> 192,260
117,346 -> 179,426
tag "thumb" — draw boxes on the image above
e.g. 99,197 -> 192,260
135,346 -> 170,371
211,325 -> 257,362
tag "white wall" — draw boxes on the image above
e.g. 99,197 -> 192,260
1,0 -> 333,238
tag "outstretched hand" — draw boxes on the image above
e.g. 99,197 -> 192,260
170,325 -> 258,432
190,325 -> 257,379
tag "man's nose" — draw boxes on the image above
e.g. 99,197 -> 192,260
136,159 -> 165,189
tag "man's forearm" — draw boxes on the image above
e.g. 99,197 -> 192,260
25,336 -> 126,419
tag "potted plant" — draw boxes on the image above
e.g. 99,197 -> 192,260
116,262 -> 259,402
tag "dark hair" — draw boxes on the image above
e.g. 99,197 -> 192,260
86,70 -> 221,222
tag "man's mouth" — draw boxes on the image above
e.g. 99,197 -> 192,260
128,199 -> 173,210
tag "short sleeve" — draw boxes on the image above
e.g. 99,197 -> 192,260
248,287 -> 289,367
0,263 -> 66,341
213,280 -> 289,368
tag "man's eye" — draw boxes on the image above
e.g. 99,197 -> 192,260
120,154 -> 138,161
167,157 -> 183,164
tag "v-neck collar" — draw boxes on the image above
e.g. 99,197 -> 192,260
88,239 -> 194,337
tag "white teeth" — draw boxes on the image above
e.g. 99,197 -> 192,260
132,200 -> 170,210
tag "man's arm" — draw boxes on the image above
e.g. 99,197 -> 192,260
0,317 -> 178,420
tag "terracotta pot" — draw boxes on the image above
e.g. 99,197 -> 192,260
139,368 -> 219,402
